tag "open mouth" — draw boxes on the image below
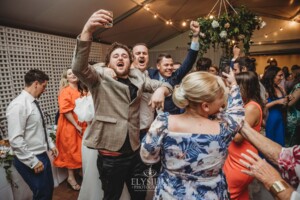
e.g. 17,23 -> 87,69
117,62 -> 124,67
138,58 -> 145,64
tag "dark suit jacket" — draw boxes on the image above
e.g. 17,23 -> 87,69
72,39 -> 172,151
148,49 -> 198,114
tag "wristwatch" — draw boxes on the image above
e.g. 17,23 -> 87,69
270,180 -> 289,196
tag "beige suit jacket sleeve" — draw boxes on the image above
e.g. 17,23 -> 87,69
143,74 -> 173,94
72,38 -> 104,88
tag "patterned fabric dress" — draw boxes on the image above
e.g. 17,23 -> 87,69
278,145 -> 300,199
140,85 -> 244,200
287,83 -> 300,146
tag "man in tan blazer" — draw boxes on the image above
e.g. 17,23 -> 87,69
72,9 -> 172,200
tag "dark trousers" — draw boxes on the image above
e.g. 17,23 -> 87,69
13,152 -> 54,200
97,150 -> 147,200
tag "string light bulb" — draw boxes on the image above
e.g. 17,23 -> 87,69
166,20 -> 170,25
144,5 -> 150,11
290,20 -> 297,26
182,21 -> 187,27
264,34 -> 268,38
169,20 -> 173,25
280,27 -> 283,31
209,15 -> 214,19
153,14 -> 158,19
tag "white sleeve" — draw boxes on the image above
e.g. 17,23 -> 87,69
290,191 -> 300,200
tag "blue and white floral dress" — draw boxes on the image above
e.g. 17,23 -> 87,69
140,85 -> 244,200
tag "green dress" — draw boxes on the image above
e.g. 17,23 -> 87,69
287,83 -> 300,146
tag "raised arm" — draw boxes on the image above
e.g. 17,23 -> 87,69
219,71 -> 245,133
173,21 -> 199,82
72,9 -> 112,87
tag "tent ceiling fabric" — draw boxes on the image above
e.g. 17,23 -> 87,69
0,0 -> 299,48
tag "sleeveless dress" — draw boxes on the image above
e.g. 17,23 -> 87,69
140,85 -> 244,200
265,90 -> 286,146
223,101 -> 262,200
54,86 -> 87,169
287,83 -> 300,146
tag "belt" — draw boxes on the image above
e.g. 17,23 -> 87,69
98,150 -> 122,157
98,149 -> 138,158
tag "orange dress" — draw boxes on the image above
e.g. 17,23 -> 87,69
54,86 -> 87,169
223,101 -> 262,200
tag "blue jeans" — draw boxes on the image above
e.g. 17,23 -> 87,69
14,152 -> 54,200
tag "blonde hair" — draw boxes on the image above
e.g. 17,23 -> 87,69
59,68 -> 71,90
173,72 -> 226,108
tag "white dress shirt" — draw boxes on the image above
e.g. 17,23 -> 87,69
6,90 -> 55,168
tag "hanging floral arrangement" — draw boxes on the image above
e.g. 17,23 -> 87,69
195,6 -> 266,57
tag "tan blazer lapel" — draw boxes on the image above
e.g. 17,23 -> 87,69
105,76 -> 131,102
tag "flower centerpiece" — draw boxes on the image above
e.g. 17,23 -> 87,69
0,139 -> 14,185
195,6 -> 266,57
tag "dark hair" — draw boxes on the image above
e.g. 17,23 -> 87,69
236,71 -> 263,109
78,81 -> 88,96
156,53 -> 172,64
282,66 -> 290,79
209,65 -> 219,72
261,66 -> 282,100
105,42 -> 133,66
264,65 -> 272,72
267,58 -> 278,67
25,69 -> 49,87
196,57 -> 212,71
270,60 -> 278,67
88,61 -> 98,65
292,68 -> 300,87
233,57 -> 256,72
233,58 -> 243,72
291,65 -> 300,72
244,57 -> 256,72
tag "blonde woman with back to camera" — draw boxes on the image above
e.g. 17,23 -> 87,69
140,70 -> 245,199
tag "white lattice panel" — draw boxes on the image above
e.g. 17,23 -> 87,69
50,35 -> 76,108
89,42 -> 102,63
0,26 -> 107,138
5,27 -> 56,127
0,26 -> 13,138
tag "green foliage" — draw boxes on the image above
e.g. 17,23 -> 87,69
0,154 -> 14,185
195,6 -> 263,57
50,132 -> 56,143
